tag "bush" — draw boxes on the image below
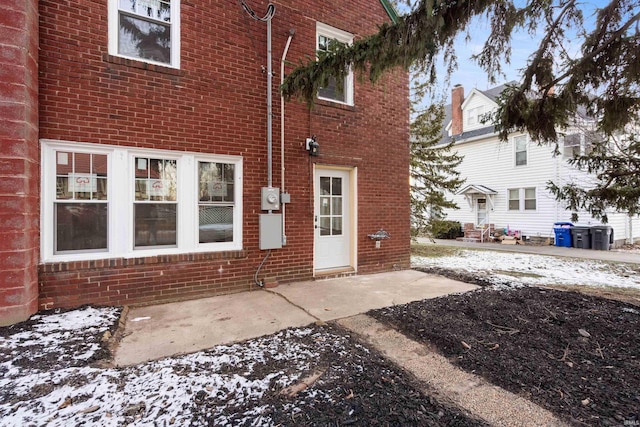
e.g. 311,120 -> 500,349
430,220 -> 463,239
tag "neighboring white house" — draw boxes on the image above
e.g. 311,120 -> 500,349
440,83 -> 640,246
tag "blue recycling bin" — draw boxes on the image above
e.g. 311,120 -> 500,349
553,222 -> 573,247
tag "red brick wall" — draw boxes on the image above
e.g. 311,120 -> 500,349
0,0 -> 40,325
36,0 -> 409,310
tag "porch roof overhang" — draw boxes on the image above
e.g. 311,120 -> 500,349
457,184 -> 498,196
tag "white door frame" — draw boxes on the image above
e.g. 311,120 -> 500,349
313,165 -> 357,274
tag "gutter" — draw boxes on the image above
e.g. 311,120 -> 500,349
379,0 -> 400,24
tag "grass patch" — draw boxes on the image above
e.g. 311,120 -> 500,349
546,284 -> 640,307
492,269 -> 545,279
411,243 -> 460,258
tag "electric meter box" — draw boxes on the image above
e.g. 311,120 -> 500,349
259,214 -> 282,250
261,187 -> 280,211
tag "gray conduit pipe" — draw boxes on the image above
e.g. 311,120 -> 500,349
280,29 -> 295,246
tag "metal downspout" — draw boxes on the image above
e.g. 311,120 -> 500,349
267,17 -> 273,189
280,29 -> 295,246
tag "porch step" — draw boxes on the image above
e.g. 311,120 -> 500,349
461,237 -> 480,243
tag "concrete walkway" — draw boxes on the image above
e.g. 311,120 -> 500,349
418,238 -> 640,264
114,270 -> 477,366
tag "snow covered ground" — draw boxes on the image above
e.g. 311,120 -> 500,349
0,307 -> 352,426
412,250 -> 640,289
2,249 -> 639,426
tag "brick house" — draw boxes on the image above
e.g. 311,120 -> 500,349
1,0 -> 410,325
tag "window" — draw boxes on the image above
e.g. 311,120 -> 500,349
467,106 -> 484,126
508,188 -> 537,211
508,189 -> 520,210
198,162 -> 236,243
55,152 -> 109,253
316,22 -> 354,105
514,135 -> 527,166
134,157 -> 178,248
109,0 -> 180,67
41,141 -> 243,262
563,133 -> 594,158
563,134 -> 581,158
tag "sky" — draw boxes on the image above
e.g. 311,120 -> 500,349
400,1 -> 611,105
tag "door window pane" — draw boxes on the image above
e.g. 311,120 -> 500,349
320,177 -> 331,195
332,177 -> 342,195
332,217 -> 343,235
332,197 -> 342,215
320,217 -> 331,236
320,197 -> 330,215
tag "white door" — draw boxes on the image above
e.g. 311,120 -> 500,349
314,169 -> 351,271
476,198 -> 487,227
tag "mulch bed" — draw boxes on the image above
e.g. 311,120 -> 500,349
197,324 -> 487,426
370,286 -> 640,426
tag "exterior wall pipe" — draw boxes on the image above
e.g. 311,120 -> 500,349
280,29 -> 295,246
267,16 -> 273,189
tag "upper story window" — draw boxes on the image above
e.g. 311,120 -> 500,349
316,22 -> 354,106
563,133 -> 593,159
41,141 -> 242,263
109,0 -> 181,68
514,135 -> 527,166
467,106 -> 484,126
563,134 -> 581,158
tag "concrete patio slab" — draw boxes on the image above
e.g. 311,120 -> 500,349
269,270 -> 478,322
113,270 -> 478,366
114,290 -> 315,366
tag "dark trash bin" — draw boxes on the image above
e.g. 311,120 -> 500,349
591,225 -> 614,250
553,222 -> 573,247
571,226 -> 591,249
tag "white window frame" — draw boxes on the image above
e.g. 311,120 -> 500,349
514,135 -> 528,166
108,0 -> 181,68
316,22 -> 354,106
507,188 -> 520,211
467,106 -> 483,126
507,187 -> 537,212
523,187 -> 537,211
41,140 -> 242,263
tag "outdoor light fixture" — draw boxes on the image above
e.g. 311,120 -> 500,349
306,135 -> 319,156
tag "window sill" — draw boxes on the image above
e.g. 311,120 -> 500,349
315,98 -> 356,112
40,249 -> 248,273
103,54 -> 184,76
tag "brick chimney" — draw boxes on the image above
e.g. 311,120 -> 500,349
451,84 -> 464,135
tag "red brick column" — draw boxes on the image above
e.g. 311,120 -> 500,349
0,0 -> 39,325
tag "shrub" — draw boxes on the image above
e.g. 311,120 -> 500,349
430,220 -> 463,239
